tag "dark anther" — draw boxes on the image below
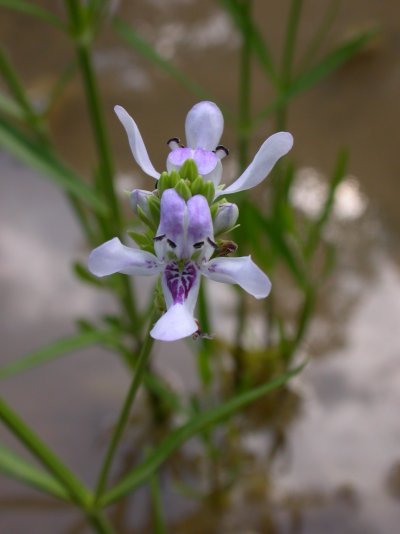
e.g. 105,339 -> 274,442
167,137 -> 180,145
153,234 -> 165,241
193,241 -> 204,249
214,145 -> 229,156
207,237 -> 218,248
167,239 -> 177,248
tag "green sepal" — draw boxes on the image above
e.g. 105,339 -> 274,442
169,170 -> 180,188
147,195 -> 161,222
175,179 -> 192,200
203,181 -> 215,204
191,176 -> 205,196
127,230 -> 154,253
179,158 -> 199,182
210,203 -> 219,219
137,205 -> 157,231
157,171 -> 171,195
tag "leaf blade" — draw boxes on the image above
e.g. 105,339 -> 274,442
101,364 -> 305,506
0,115 -> 107,214
0,444 -> 69,500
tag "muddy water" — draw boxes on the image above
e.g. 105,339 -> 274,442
1,0 -> 400,532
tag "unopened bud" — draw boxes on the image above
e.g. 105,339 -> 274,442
130,189 -> 153,217
212,202 -> 239,235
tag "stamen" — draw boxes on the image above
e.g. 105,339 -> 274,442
193,241 -> 204,249
207,237 -> 218,248
167,137 -> 183,150
153,234 -> 166,241
214,145 -> 229,160
167,239 -> 177,248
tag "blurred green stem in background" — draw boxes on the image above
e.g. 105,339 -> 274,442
94,306 -> 158,503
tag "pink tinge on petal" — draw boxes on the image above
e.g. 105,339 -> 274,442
167,147 -> 193,168
167,148 -> 219,176
193,149 -> 219,175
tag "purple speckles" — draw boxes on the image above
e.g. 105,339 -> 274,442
165,261 -> 198,304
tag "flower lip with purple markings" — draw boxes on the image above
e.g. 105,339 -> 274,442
88,189 -> 271,342
114,101 -> 293,198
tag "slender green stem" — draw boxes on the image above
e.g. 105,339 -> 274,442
237,0 -> 252,170
94,308 -> 158,502
234,0 -> 253,364
65,0 -> 120,236
150,472 -> 167,534
88,511 -> 115,534
276,0 -> 303,130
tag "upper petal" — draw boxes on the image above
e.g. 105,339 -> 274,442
155,188 -> 187,260
114,105 -> 160,179
185,101 -> 224,151
216,132 -> 293,197
88,237 -> 162,277
186,194 -> 215,260
201,256 -> 271,299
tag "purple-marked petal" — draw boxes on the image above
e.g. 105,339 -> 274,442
88,237 -> 162,277
114,105 -> 160,179
201,256 -> 271,299
152,260 -> 201,341
185,101 -> 224,151
217,132 -> 293,197
163,261 -> 199,308
155,189 -> 187,260
150,303 -> 198,341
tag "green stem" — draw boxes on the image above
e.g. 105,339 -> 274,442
237,0 -> 252,170
150,472 -> 167,534
94,308 -> 158,502
276,0 -> 303,130
65,0 -> 120,236
88,511 -> 115,534
234,0 -> 253,366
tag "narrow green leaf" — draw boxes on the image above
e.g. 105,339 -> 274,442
101,364 -> 305,506
0,398 -> 91,507
0,0 -> 65,29
255,28 -> 378,126
0,329 -> 116,380
0,444 -> 69,500
0,115 -> 107,214
113,17 -> 211,101
0,91 -> 24,120
249,208 -> 308,289
305,149 -> 348,259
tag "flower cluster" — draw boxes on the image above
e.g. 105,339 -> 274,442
88,101 -> 293,341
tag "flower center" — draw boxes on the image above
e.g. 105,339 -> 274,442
164,260 -> 197,304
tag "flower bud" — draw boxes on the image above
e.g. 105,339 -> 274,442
130,189 -> 153,217
212,202 -> 239,235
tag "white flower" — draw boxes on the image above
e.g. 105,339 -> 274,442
114,101 -> 293,198
88,189 -> 270,342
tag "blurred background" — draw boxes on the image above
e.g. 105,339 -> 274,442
1,0 -> 400,532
